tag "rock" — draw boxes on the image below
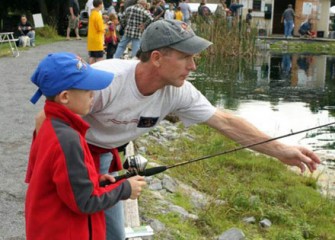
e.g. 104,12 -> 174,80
148,178 -> 163,191
218,228 -> 245,240
242,216 -> 256,224
149,219 -> 165,232
169,205 -> 189,218
259,218 -> 272,228
168,204 -> 198,220
162,175 -> 178,193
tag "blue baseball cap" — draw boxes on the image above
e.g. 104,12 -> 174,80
30,52 -> 114,104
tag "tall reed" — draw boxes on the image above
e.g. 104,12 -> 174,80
194,15 -> 258,57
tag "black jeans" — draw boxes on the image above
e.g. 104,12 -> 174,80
106,42 -> 117,59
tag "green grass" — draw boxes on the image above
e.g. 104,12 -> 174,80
270,40 -> 335,54
0,25 -> 67,57
138,124 -> 335,239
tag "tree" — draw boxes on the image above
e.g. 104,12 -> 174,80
0,0 -> 86,33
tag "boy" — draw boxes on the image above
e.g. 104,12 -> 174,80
175,6 -> 183,21
87,0 -> 105,64
25,52 -> 146,240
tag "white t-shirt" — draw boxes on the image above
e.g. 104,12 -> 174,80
84,59 -> 217,148
164,9 -> 175,20
85,0 -> 94,16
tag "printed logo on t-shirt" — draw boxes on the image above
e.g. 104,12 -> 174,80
137,117 -> 159,128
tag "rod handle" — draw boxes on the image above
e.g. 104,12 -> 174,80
99,166 -> 167,187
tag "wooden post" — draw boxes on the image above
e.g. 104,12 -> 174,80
124,141 -> 142,240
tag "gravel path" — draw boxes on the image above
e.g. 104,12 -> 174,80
0,40 -> 88,239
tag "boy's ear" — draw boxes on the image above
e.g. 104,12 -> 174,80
57,90 -> 70,104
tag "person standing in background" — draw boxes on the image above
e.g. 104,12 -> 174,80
152,0 -> 165,21
113,0 -> 153,59
175,6 -> 183,21
87,0 -> 105,64
281,4 -> 297,38
66,0 -> 81,40
246,8 -> 252,34
105,13 -> 120,59
179,0 -> 192,24
164,3 -> 175,20
85,0 -> 94,15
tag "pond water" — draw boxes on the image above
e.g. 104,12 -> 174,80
192,53 -> 335,196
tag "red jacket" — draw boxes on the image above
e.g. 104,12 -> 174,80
25,101 -> 131,240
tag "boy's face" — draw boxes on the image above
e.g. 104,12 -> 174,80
58,89 -> 94,116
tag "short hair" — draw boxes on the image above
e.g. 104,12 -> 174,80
109,13 -> 118,21
136,47 -> 172,62
46,96 -> 56,101
93,0 -> 103,7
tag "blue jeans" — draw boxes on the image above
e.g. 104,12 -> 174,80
27,31 -> 35,46
113,35 -> 140,59
100,152 -> 125,240
284,19 -> 294,38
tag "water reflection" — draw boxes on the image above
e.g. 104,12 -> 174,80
194,53 -> 335,196
193,53 -> 335,153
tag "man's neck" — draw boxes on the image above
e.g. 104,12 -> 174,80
135,62 -> 164,96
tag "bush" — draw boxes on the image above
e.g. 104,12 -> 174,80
35,25 -> 58,38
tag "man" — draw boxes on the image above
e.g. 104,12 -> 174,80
85,0 -> 94,16
18,15 -> 35,47
123,0 -> 137,9
198,0 -> 212,23
281,4 -> 296,38
152,0 -> 165,21
36,20 -> 321,240
113,0 -> 153,59
299,18 -> 316,38
179,0 -> 192,24
87,19 -> 320,239
67,0 -> 81,40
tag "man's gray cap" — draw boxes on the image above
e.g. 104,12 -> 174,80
140,19 -> 213,54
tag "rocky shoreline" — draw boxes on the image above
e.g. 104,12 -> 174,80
134,119 -> 335,239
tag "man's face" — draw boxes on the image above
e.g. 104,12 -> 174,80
21,17 -> 27,24
157,49 -> 197,87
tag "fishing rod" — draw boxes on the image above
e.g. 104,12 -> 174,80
100,122 -> 335,186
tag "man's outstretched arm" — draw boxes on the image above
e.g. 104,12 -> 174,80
205,110 -> 320,173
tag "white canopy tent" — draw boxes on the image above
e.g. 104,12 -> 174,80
330,6 -> 335,16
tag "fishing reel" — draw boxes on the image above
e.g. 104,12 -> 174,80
123,154 -> 148,175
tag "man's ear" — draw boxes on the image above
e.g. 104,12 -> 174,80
57,90 -> 70,104
151,50 -> 162,67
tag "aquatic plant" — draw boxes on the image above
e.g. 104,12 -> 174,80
193,15 -> 259,58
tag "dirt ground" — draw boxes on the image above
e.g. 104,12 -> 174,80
0,40 -> 88,239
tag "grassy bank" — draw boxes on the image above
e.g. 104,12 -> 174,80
137,123 -> 335,239
270,40 -> 335,54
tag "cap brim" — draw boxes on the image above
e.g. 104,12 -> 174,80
72,67 -> 114,91
30,89 -> 43,104
169,35 -> 213,55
